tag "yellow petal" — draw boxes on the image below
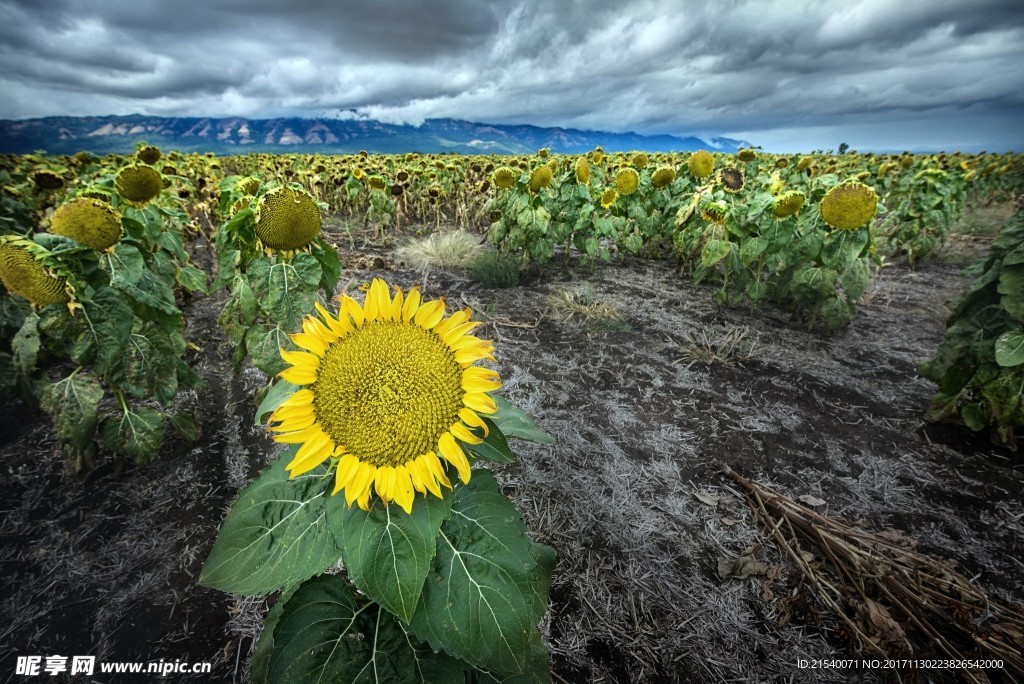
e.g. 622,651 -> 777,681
375,465 -> 396,503
357,485 -> 372,511
278,388 -> 314,409
287,432 -> 333,475
422,451 -> 452,491
289,332 -> 328,356
279,366 -> 318,385
462,376 -> 502,393
280,348 -> 320,372
304,315 -> 337,344
455,347 -> 496,365
406,458 -> 428,495
316,301 -> 354,337
463,367 -> 500,383
458,408 -> 489,437
413,456 -> 443,498
269,413 -> 316,432
389,287 -> 404,321
414,299 -> 445,329
449,335 -> 489,352
392,466 -> 415,514
437,433 -> 471,483
346,462 -> 375,507
402,288 -> 421,322
463,392 -> 497,414
450,422 -> 483,445
338,295 -> 365,327
364,278 -> 389,322
332,454 -> 360,495
433,308 -> 470,338
441,321 -> 483,347
271,425 -> 322,444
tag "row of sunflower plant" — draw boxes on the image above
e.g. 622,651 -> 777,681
200,279 -> 558,681
0,144 -> 209,471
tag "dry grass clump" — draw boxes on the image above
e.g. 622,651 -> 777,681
545,286 -> 626,330
675,325 -> 760,369
395,229 -> 485,270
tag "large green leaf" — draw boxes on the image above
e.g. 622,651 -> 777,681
108,326 -> 178,402
199,449 -> 340,596
409,470 -> 554,677
69,287 -> 133,375
268,574 -> 467,684
175,265 -> 208,293
700,239 -> 732,269
39,370 -> 104,449
491,395 -> 554,444
250,583 -> 300,684
841,258 -> 870,302
820,228 -> 868,272
326,489 -> 452,623
246,322 -> 295,376
99,404 -> 165,464
251,255 -> 321,330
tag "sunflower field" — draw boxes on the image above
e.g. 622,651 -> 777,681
2,143 -> 1024,682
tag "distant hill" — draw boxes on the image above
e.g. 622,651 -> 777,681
0,115 -> 751,156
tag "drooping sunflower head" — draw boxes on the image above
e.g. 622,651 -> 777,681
737,148 -> 757,162
796,156 -> 813,172
33,170 -> 65,191
688,150 -> 715,179
719,167 -> 744,193
237,176 -> 261,196
774,157 -> 790,169
269,279 -> 501,513
136,145 -> 162,165
254,186 -> 323,251
492,166 -> 517,190
772,190 -> 806,219
367,175 -> 387,191
0,236 -> 72,307
230,197 -> 251,217
819,182 -> 878,231
592,147 -> 605,165
614,167 -> 640,195
651,166 -> 676,189
528,166 -> 553,193
600,187 -> 618,209
115,164 -> 163,205
537,147 -> 550,158
575,156 -> 591,185
49,198 -> 123,251
700,199 -> 728,224
631,152 -> 649,169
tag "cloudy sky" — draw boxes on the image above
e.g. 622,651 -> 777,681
1,0 -> 1022,152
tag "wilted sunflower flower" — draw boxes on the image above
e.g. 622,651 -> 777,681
268,279 -> 500,513
719,167 -> 743,193
775,157 -> 790,169
575,157 -> 591,185
537,148 -> 550,158
701,199 -> 728,224
49,198 -> 123,251
614,167 -> 639,195
592,147 -> 605,165
115,164 -> 163,205
33,170 -> 65,191
820,182 -> 878,231
237,176 -> 261,196
492,166 -> 517,190
528,166 -> 553,193
600,187 -> 618,209
689,150 -> 715,179
631,152 -> 649,169
137,145 -> 162,165
772,191 -> 805,219
737,148 -> 757,162
0,236 -> 72,307
255,186 -> 322,251
367,175 -> 387,191
651,166 -> 676,189
796,157 -> 813,172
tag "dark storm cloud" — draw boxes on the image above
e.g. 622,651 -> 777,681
0,0 -> 1021,150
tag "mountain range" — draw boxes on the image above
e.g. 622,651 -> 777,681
0,115 -> 751,156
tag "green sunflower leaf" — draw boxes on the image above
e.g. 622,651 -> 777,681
408,470 -> 554,677
99,404 -> 165,464
39,369 -> 104,450
326,488 -> 452,624
102,243 -> 145,288
11,311 -> 40,376
199,448 -> 340,596
250,583 -> 300,684
175,264 -> 208,293
995,331 -> 1024,367
69,287 -> 133,375
464,418 -> 514,464
267,574 -> 467,684
246,322 -> 295,376
491,395 -> 554,444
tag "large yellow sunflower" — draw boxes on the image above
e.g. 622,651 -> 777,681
267,279 -> 501,514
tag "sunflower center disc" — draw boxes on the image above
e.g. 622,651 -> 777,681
312,321 -> 463,467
